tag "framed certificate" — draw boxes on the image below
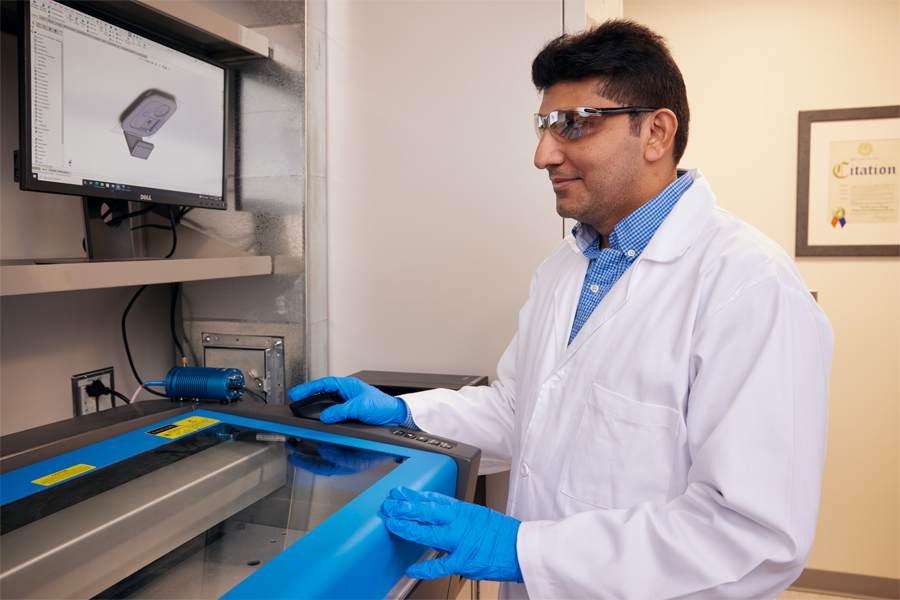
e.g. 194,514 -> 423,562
796,106 -> 900,256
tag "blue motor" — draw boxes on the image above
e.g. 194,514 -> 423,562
163,367 -> 245,402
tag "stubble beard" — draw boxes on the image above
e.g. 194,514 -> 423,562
555,174 -> 639,232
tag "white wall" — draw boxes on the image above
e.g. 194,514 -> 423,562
625,0 -> 899,581
326,1 -> 575,380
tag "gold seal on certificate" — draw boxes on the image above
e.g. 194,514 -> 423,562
832,206 -> 846,228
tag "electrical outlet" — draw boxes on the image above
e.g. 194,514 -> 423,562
71,367 -> 115,416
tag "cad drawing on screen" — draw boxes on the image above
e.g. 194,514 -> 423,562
120,89 -> 178,160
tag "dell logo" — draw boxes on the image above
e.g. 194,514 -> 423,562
140,194 -> 152,201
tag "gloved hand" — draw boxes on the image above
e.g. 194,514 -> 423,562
381,486 -> 523,582
286,440 -> 393,476
287,376 -> 408,426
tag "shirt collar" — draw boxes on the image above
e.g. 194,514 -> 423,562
571,171 -> 693,259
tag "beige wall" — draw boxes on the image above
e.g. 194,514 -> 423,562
624,0 -> 899,580
0,286 -> 174,435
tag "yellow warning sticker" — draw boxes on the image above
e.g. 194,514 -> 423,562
146,424 -> 195,439
32,464 -> 95,486
146,416 -> 219,440
174,416 -> 219,430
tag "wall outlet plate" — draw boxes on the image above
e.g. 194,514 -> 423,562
71,367 -> 115,416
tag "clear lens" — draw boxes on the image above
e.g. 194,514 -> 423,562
534,113 -> 545,140
535,110 -> 590,141
535,107 -> 655,142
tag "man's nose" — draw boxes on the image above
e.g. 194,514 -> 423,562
534,130 -> 565,170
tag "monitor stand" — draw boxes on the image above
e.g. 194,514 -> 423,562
32,198 -> 162,264
82,197 -> 136,261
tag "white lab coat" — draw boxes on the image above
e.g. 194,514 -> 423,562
403,169 -> 833,599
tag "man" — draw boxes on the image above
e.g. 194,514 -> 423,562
290,19 -> 833,599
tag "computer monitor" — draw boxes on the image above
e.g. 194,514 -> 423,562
18,0 -> 227,259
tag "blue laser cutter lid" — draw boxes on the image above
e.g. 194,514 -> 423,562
0,410 -> 459,599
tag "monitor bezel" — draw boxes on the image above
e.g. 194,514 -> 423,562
17,0 -> 229,211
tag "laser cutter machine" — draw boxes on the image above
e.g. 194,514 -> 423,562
0,370 -> 480,600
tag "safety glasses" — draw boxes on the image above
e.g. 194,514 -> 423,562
534,107 -> 656,141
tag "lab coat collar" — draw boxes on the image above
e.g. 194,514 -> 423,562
563,168 -> 715,263
555,169 -> 715,364
637,168 -> 715,263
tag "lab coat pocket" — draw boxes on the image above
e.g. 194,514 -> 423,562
561,384 -> 680,509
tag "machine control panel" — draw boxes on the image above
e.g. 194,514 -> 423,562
390,428 -> 456,449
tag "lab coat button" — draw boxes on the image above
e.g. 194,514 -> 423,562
520,464 -> 530,477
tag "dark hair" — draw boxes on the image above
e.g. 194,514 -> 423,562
532,19 -> 690,164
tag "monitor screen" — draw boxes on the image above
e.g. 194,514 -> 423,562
19,0 -> 226,209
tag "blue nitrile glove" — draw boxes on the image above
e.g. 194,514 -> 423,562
287,376 -> 407,425
286,440 -> 393,476
381,486 -> 524,582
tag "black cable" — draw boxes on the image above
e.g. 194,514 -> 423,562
165,205 -> 177,258
175,206 -> 193,223
107,203 -> 157,227
111,390 -> 132,405
170,282 -> 184,360
121,207 -> 180,399
131,224 -> 172,231
84,380 -> 132,405
243,387 -> 267,403
122,285 -> 167,398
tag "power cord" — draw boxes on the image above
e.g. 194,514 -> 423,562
122,205 -> 179,398
84,379 -> 131,405
243,387 -> 268,403
170,282 -> 185,362
106,203 -> 158,227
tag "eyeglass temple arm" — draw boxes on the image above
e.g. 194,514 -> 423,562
584,107 -> 656,115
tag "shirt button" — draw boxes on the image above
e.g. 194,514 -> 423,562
590,284 -> 599,293
520,463 -> 530,477
627,249 -> 636,257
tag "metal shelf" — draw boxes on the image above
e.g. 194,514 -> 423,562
90,0 -> 269,61
0,256 -> 272,296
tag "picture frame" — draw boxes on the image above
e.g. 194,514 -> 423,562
796,105 -> 900,257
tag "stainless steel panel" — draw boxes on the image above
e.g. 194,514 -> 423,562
0,440 -> 286,600
202,333 -> 286,404
182,1 -> 327,394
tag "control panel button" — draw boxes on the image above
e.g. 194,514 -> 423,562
416,436 -> 429,442
427,439 -> 441,446
439,442 -> 454,449
404,433 -> 416,439
391,430 -> 405,436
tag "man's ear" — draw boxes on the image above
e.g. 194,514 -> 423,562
643,109 -> 678,163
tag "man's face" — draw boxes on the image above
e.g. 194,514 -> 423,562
534,76 -> 646,234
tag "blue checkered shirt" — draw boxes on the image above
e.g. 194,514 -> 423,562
568,172 -> 692,345
400,172 -> 692,430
